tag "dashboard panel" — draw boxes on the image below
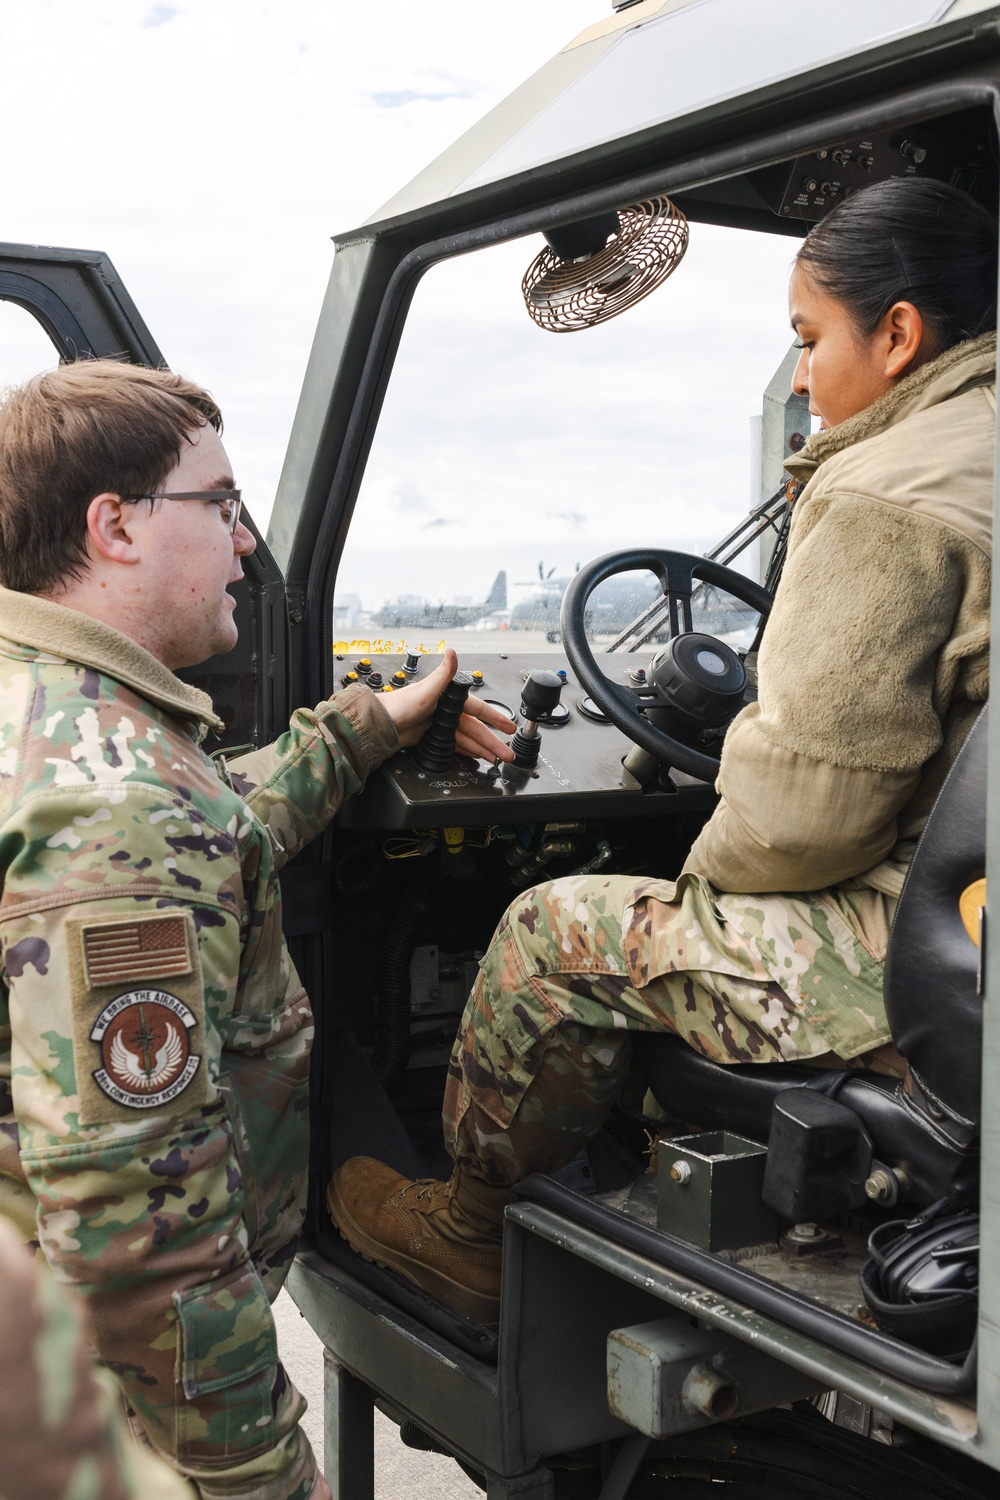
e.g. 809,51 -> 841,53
334,650 -> 718,830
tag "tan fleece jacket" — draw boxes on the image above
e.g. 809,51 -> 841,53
684,333 -> 995,897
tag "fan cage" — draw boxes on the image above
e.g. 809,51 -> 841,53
521,196 -> 689,333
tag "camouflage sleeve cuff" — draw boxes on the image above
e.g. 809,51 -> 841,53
318,682 -> 399,778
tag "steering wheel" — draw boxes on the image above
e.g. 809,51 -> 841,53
559,549 -> 773,782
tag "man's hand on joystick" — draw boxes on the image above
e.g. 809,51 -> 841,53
377,647 -> 516,761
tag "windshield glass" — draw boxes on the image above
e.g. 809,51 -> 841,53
333,220 -> 797,654
0,301 -> 59,387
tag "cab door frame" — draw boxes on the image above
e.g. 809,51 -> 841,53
267,32 -> 1000,1476
0,242 -> 292,755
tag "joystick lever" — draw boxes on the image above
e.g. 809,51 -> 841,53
507,670 -> 564,771
413,671 -> 472,772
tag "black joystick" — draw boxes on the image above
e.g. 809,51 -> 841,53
508,670 -> 564,770
413,671 -> 473,772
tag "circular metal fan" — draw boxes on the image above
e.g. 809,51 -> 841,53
521,196 -> 689,333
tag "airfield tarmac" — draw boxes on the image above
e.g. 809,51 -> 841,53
274,1289 -> 481,1497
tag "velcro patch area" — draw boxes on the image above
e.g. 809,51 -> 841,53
83,913 -> 193,987
67,911 -> 212,1125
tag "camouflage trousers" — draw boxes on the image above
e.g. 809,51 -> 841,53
0,1214 -> 191,1500
442,871 -> 900,1187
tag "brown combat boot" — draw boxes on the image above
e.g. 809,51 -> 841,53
326,1157 -> 507,1326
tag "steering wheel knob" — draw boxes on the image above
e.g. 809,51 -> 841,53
645,632 -> 747,739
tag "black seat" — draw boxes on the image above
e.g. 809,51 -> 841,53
639,707 -> 987,1211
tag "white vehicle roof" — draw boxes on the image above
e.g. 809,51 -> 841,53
367,0 -> 999,227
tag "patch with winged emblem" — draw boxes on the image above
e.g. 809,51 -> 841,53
90,989 -> 201,1109
67,909 -> 213,1123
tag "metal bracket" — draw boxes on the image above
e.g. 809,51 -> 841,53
596,1433 -> 651,1500
485,1469 -> 555,1499
607,1314 -> 821,1437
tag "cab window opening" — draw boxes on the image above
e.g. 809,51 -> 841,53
331,220 -> 795,654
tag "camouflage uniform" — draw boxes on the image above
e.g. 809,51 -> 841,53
0,1212 -> 192,1500
443,872 -> 900,1186
0,589 -> 398,1498
443,337 -> 995,1190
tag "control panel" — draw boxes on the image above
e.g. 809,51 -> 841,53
761,119 -> 994,224
334,649 -> 717,830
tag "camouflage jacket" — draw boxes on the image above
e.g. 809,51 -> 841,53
0,588 -> 398,1499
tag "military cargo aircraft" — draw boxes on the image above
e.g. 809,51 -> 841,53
372,569 -> 507,631
512,564 -> 761,646
5,0 -> 1000,1495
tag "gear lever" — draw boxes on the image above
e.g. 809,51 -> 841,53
504,670 -> 564,776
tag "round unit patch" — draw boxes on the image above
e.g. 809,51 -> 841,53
90,989 -> 201,1110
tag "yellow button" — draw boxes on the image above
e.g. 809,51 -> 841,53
392,671 -> 406,684
344,671 -> 359,683
358,658 -> 371,669
381,684 -> 395,692
471,670 -> 483,683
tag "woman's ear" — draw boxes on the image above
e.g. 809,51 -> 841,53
882,300 -> 933,380
86,493 -> 143,565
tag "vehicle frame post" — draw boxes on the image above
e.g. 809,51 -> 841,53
324,1351 -> 375,1500
596,1433 -> 651,1500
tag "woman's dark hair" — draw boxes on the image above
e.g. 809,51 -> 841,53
796,176 -> 998,350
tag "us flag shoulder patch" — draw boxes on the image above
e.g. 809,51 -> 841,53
82,913 -> 194,988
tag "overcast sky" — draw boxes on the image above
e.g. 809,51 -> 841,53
1,0 -> 798,612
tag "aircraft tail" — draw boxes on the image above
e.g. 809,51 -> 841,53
483,570 -> 507,610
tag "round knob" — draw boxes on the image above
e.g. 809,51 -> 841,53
403,647 -> 421,674
342,671 -> 359,687
471,670 -> 484,686
520,669 -> 564,719
367,672 -> 383,689
644,632 -> 746,743
391,671 -> 407,686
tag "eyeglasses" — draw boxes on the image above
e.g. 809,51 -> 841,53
128,489 -> 244,534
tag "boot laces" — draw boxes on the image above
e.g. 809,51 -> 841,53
400,1178 -> 446,1207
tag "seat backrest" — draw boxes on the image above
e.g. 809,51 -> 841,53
884,706 -> 987,1131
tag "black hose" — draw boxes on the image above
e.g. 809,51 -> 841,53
369,897 -> 429,1096
513,1175 -> 977,1396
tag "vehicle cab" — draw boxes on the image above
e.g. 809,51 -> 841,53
4,2 -> 1000,1494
